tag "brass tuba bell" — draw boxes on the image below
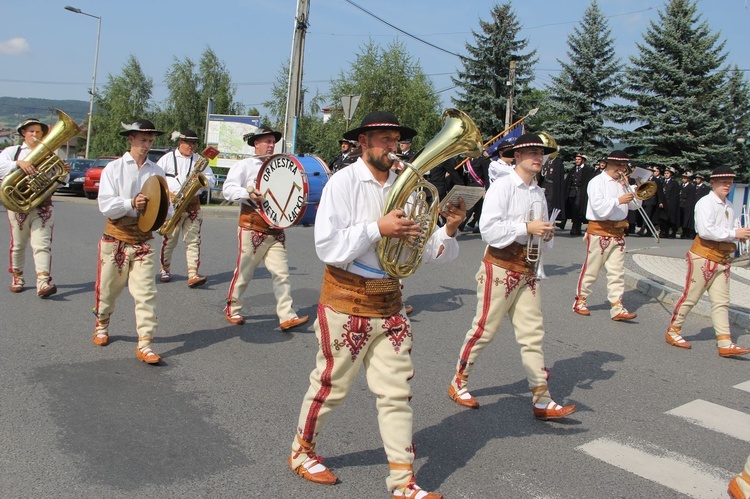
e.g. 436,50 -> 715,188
0,110 -> 82,212
377,109 -> 483,279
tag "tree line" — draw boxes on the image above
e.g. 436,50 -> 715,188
83,0 -> 750,179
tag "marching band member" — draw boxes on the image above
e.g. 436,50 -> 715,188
447,133 -> 576,420
156,129 -> 216,287
288,111 -> 464,498
729,455 -> 750,498
664,166 -> 750,356
487,135 -> 516,183
222,128 -> 308,331
93,119 -> 169,364
572,150 -> 641,321
0,118 -> 67,298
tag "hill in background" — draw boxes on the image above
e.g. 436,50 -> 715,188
0,97 -> 89,129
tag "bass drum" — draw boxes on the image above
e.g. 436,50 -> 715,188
255,154 -> 331,229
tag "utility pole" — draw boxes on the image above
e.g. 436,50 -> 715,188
283,0 -> 310,154
504,60 -> 516,130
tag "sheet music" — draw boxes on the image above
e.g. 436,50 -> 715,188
439,186 -> 486,212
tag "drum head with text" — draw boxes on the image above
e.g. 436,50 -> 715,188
256,154 -> 310,229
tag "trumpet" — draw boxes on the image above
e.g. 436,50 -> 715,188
616,170 -> 660,243
526,201 -> 553,279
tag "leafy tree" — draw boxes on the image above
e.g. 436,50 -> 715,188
614,0 -> 732,172
451,1 -> 538,140
155,47 -> 242,147
198,47 -> 243,117
264,40 -> 443,163
158,56 -> 201,139
90,55 -> 154,157
544,0 -> 621,162
726,66 -> 750,180
328,39 -> 443,154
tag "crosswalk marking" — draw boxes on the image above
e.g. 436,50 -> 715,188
578,437 -> 731,498
734,381 -> 750,393
666,399 -> 750,443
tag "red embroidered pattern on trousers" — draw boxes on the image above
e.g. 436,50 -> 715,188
383,313 -> 411,354
333,315 -> 372,361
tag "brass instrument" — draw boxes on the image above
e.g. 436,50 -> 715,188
537,131 -> 559,160
526,200 -> 544,278
378,108 -> 483,279
158,146 -> 219,236
455,107 -> 538,170
0,110 -> 82,212
617,170 -> 660,243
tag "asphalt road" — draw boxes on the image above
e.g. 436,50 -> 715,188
1,195 -> 748,498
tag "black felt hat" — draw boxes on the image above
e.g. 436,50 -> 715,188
243,128 -> 282,146
501,133 -> 556,158
342,111 -> 417,141
16,118 -> 49,136
119,119 -> 164,137
710,166 -> 736,179
606,150 -> 629,162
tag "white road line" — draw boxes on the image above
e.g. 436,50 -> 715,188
667,399 -> 750,442
734,381 -> 750,393
578,437 -> 731,498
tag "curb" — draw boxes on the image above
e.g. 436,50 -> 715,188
624,268 -> 750,330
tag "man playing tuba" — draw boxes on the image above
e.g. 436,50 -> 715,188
156,129 -> 216,287
288,110 -> 465,499
0,117 -> 67,297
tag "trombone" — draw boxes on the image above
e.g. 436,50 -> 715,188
616,169 -> 660,243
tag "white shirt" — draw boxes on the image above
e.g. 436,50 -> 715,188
156,150 -> 217,195
98,152 -> 170,220
314,158 -> 459,278
586,171 -> 641,221
488,159 -> 514,183
0,143 -> 70,183
695,191 -> 738,242
479,170 -> 553,250
222,156 -> 262,207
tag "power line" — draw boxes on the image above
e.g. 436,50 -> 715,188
344,0 -> 462,58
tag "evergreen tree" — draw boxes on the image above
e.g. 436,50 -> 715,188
614,0 -> 731,171
90,55 -> 154,157
451,1 -> 538,140
726,66 -> 750,180
544,0 -> 621,162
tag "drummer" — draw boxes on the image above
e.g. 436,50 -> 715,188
222,128 -> 309,331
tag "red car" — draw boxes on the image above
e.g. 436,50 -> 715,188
83,156 -> 119,199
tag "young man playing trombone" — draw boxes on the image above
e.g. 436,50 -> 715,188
447,133 -> 576,420
664,166 -> 750,357
156,129 -> 216,287
572,150 -> 641,321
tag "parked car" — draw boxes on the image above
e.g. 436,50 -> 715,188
82,149 -> 173,199
56,158 -> 94,196
83,156 -> 119,199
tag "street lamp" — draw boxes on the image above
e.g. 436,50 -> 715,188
64,5 -> 101,159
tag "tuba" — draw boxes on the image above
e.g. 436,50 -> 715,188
377,109 -> 483,278
157,146 -> 219,236
0,110 -> 82,212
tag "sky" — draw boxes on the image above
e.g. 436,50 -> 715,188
1,0 -> 749,122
